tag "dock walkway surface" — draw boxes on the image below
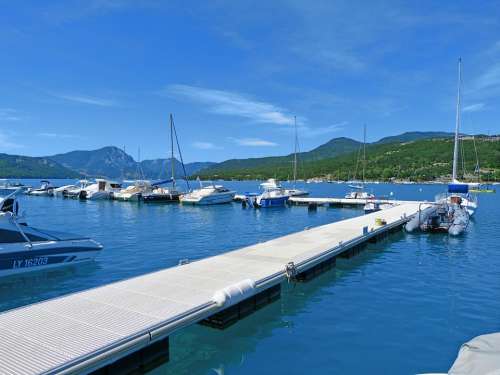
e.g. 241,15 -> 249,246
288,196 -> 424,206
0,203 -> 427,374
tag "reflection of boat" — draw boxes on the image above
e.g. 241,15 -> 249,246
0,190 -> 103,277
143,114 -> 188,203
79,179 -> 122,200
26,180 -> 55,196
180,184 -> 235,205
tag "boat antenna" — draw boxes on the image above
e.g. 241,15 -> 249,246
171,114 -> 191,190
452,58 -> 462,182
293,115 -> 298,188
170,114 -> 175,188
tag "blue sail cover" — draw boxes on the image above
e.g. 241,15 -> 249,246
448,183 -> 469,193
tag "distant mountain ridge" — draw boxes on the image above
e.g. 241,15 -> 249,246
48,147 -> 215,179
199,131 -> 455,177
0,131 -> 458,179
0,153 -> 80,178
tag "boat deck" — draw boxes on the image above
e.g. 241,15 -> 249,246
0,203 -> 428,374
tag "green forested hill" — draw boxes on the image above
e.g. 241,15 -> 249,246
198,137 -> 500,181
0,154 -> 80,178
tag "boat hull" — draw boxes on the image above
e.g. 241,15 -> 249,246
181,193 -> 235,205
142,193 -> 181,202
257,196 -> 289,208
0,239 -> 102,277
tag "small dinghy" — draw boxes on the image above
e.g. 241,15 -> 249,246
0,190 -> 103,277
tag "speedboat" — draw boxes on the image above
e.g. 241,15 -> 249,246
62,180 -> 92,198
363,201 -> 394,214
26,180 -> 55,196
0,190 -> 103,277
113,180 -> 152,201
180,184 -> 235,205
79,179 -> 122,200
345,190 -> 375,199
142,182 -> 184,202
0,180 -> 30,194
246,181 -> 290,208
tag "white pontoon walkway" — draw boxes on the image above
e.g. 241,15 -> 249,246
0,203 -> 427,374
289,196 -> 425,206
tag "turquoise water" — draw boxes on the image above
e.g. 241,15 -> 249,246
1,180 -> 499,374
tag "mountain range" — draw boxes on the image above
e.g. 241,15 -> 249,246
0,131 -> 480,180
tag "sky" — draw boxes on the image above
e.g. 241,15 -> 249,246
1,0 -> 500,162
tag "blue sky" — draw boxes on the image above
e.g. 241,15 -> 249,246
1,1 -> 499,162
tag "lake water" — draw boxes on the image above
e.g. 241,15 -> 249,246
1,180 -> 499,374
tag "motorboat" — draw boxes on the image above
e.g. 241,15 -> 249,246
0,190 -> 103,277
62,180 -> 92,198
345,191 -> 375,199
142,184 -> 183,202
113,180 -> 152,201
245,181 -> 290,208
405,199 -> 469,236
0,180 -> 30,194
26,180 -> 55,196
79,179 -> 122,200
53,180 -> 91,197
363,201 -> 394,214
180,184 -> 235,205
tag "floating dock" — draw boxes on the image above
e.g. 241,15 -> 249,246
288,196 -> 422,206
0,203 -> 428,374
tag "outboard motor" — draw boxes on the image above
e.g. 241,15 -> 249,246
79,190 -> 87,199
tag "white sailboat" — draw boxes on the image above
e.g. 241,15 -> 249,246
284,116 -> 308,197
443,58 -> 478,216
347,125 -> 374,200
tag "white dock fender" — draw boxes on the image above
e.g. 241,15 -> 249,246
213,279 -> 256,307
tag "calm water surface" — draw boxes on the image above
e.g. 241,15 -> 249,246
1,180 -> 499,374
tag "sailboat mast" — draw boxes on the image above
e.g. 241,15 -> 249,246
170,113 -> 175,187
293,116 -> 298,187
452,58 -> 462,182
362,124 -> 366,187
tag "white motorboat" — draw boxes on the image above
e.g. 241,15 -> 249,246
345,191 -> 375,199
26,180 -> 55,196
79,179 -> 122,200
180,184 -> 235,205
0,180 -> 30,194
62,180 -> 92,198
0,190 -> 103,277
113,180 -> 152,201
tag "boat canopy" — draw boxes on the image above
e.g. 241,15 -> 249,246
448,183 -> 469,193
152,178 -> 174,186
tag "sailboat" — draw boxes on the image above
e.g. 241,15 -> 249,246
143,114 -> 189,202
442,58 -> 478,216
283,116 -> 308,197
346,125 -> 374,199
113,147 -> 153,201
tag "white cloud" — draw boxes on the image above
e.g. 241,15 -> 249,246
38,132 -> 82,139
166,84 -> 295,125
0,108 -> 21,121
463,103 -> 486,112
0,130 -> 23,150
301,122 -> 347,137
228,137 -> 278,147
192,141 -> 221,150
52,93 -> 117,107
